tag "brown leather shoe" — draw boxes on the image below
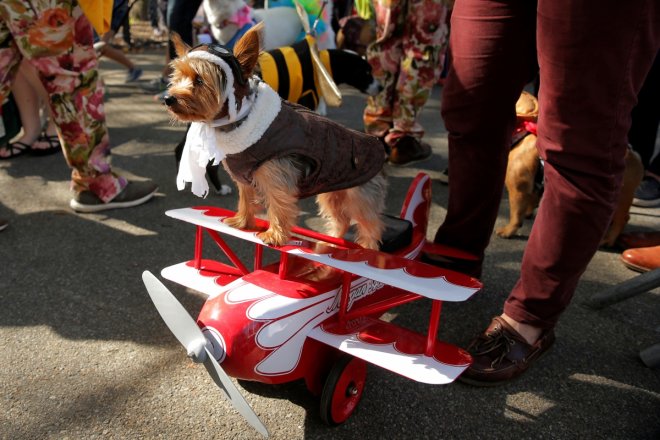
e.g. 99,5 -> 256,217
458,316 -> 555,386
615,231 -> 660,250
620,245 -> 660,272
388,136 -> 432,166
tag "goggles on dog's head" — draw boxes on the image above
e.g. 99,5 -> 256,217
191,43 -> 248,86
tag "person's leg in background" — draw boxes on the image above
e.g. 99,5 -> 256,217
364,0 -> 450,166
504,0 -> 660,333
166,0 -> 203,60
2,62 -> 43,157
436,0 -> 660,385
363,0 -> 404,144
385,0 -> 449,165
95,28 -> 143,83
629,52 -> 660,207
149,0 -> 159,30
2,60 -> 60,157
94,0 -> 143,83
141,0 -> 201,97
20,60 -> 59,141
157,0 -> 168,33
118,0 -> 132,47
612,53 -> 660,272
432,0 -> 538,277
149,0 -> 168,37
0,1 -> 156,210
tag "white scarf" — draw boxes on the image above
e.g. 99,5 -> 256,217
176,79 -> 282,197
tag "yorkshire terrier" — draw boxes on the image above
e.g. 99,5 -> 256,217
164,23 -> 387,249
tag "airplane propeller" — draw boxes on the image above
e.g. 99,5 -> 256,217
293,0 -> 342,107
142,271 -> 270,438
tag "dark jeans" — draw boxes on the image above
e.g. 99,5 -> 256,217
150,0 -> 168,29
435,0 -> 659,329
167,0 -> 203,60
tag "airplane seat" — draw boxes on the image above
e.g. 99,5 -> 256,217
344,214 -> 413,253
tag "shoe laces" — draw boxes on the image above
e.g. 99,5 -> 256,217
472,326 -> 517,368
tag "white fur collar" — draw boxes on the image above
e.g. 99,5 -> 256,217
177,80 -> 281,197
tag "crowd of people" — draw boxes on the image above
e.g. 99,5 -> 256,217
0,0 -> 658,385
0,0 -> 158,218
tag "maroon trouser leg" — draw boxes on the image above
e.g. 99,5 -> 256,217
436,0 -> 660,329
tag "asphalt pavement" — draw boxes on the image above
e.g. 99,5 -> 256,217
1,47 -> 659,440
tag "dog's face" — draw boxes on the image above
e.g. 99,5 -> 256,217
336,16 -> 376,58
328,49 -> 381,96
164,25 -> 263,122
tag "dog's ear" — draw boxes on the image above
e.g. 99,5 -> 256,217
171,32 -> 191,58
233,22 -> 263,78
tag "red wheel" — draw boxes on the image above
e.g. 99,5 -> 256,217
320,355 -> 367,425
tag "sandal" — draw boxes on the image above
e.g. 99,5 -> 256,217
0,141 -> 30,160
31,133 -> 61,156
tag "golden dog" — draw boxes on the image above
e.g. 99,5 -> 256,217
496,92 -> 644,247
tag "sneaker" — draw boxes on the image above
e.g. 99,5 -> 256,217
0,218 -> 8,231
632,176 -> 660,207
152,27 -> 165,39
93,41 -> 107,57
140,77 -> 168,93
126,68 -> 143,83
70,180 -> 158,213
437,167 -> 449,185
387,135 -> 432,166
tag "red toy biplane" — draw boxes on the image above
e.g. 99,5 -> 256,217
143,172 -> 482,437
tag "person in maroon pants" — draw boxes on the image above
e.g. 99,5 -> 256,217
427,0 -> 660,385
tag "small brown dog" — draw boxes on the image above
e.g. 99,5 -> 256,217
336,15 -> 376,58
497,92 -> 644,247
165,24 -> 387,249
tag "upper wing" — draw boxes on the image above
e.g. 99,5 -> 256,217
165,207 -> 482,302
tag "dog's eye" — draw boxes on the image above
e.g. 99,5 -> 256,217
194,76 -> 204,86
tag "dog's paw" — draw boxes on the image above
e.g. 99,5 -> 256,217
257,229 -> 289,247
355,237 -> 380,250
495,225 -> 518,239
224,215 -> 253,230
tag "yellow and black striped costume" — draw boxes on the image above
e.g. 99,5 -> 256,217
258,36 -> 332,111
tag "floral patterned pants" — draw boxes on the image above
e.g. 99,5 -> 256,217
363,0 -> 449,146
0,0 -> 126,202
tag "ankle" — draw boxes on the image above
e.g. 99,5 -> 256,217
45,122 -> 57,137
501,313 -> 542,345
17,132 -> 39,145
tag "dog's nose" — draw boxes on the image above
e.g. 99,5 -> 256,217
163,95 -> 177,106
